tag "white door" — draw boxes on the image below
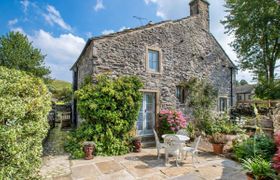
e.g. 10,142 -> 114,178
137,92 -> 156,136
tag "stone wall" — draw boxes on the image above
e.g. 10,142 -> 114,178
273,104 -> 280,132
75,16 -> 235,115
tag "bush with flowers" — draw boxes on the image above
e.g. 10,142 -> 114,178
272,131 -> 280,173
158,110 -> 188,137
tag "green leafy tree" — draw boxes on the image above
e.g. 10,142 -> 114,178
240,79 -> 248,86
222,0 -> 280,83
0,31 -> 50,78
0,66 -> 51,179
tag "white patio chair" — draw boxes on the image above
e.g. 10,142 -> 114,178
153,129 -> 165,159
176,129 -> 188,136
181,136 -> 201,167
164,134 -> 182,167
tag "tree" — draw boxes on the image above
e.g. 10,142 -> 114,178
222,0 -> 280,83
240,79 -> 248,86
0,31 -> 50,78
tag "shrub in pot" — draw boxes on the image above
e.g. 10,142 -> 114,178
208,132 -> 228,154
131,136 -> 142,152
241,156 -> 275,180
83,141 -> 95,160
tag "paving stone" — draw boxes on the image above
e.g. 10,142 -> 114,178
40,155 -> 71,178
71,164 -> 100,179
95,160 -> 124,174
53,175 -> 72,180
121,161 -> 157,178
140,173 -> 168,180
98,169 -> 135,180
195,165 -> 224,179
160,167 -> 192,177
172,173 -> 206,180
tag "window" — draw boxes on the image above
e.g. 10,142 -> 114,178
176,86 -> 186,104
237,94 -> 242,101
148,50 -> 159,72
219,97 -> 227,112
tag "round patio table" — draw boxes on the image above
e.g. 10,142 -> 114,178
162,134 -> 190,142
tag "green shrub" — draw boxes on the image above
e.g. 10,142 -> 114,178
233,134 -> 276,161
241,156 -> 276,179
0,66 -> 51,179
65,75 -> 143,158
208,113 -> 243,135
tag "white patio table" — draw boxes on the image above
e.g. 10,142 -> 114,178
162,134 -> 190,142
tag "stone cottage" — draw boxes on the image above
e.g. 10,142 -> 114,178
71,0 -> 236,136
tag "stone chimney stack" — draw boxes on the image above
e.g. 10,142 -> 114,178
189,0 -> 210,31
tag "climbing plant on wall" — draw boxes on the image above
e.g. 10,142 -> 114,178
65,74 -> 143,157
182,78 -> 218,134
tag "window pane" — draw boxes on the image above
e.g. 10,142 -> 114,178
148,50 -> 159,72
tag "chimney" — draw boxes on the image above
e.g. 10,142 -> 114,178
189,0 -> 210,31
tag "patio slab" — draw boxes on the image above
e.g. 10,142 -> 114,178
41,147 -> 246,180
95,160 -> 124,174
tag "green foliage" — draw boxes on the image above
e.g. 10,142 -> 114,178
0,66 -> 51,179
255,79 -> 280,100
48,80 -> 72,103
233,134 -> 276,161
223,0 -> 280,83
241,156 -> 275,179
65,75 -> 143,157
182,78 -> 219,135
208,113 -> 243,135
0,31 -> 50,79
186,122 -> 196,140
239,79 -> 248,86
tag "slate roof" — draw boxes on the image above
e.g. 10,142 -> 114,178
235,84 -> 255,94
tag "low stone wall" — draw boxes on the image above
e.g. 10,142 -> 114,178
272,104 -> 280,133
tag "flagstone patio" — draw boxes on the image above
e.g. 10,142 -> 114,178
40,148 -> 246,180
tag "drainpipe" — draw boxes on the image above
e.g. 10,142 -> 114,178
229,67 -> 234,107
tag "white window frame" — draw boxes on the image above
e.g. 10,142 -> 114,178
218,97 -> 228,112
145,46 -> 162,74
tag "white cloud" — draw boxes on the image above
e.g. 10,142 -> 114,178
8,18 -> 18,26
28,29 -> 86,81
94,0 -> 105,11
144,0 -> 188,19
43,5 -> 72,31
102,29 -> 114,35
20,0 -> 30,13
86,32 -> 93,38
10,27 -> 26,35
119,26 -> 129,31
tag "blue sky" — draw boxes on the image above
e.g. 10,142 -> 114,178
0,0 -> 253,82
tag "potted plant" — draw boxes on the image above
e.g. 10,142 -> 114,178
208,132 -> 228,154
241,156 -> 275,180
132,136 -> 142,152
83,141 -> 95,160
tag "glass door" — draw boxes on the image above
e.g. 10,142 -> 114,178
137,92 -> 156,136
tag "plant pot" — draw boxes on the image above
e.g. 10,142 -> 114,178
212,143 -> 224,154
83,144 -> 95,160
132,138 -> 141,152
246,172 -> 254,180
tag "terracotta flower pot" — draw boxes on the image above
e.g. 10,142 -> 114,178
83,144 -> 95,160
132,138 -> 141,152
246,172 -> 254,180
212,143 -> 224,154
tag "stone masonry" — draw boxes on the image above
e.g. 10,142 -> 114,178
71,0 -> 236,122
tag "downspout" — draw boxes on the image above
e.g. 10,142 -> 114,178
230,67 -> 233,107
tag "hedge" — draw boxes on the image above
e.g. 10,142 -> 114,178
0,66 -> 51,179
